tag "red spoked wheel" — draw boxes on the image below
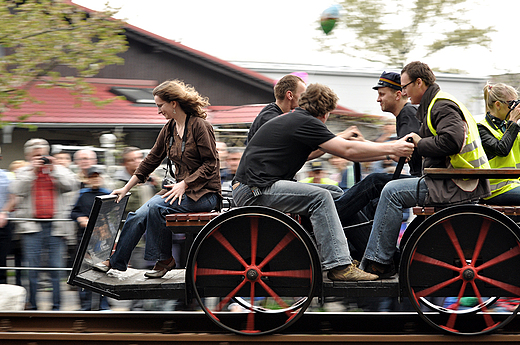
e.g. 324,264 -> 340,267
401,204 -> 520,335
185,206 -> 321,335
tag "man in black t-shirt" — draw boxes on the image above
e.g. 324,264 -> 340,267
233,83 -> 414,282
247,74 -> 306,142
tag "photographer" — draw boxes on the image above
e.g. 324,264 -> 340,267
94,80 -> 221,278
9,138 -> 79,310
478,83 -> 520,204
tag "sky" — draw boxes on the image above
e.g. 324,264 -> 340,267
72,0 -> 520,77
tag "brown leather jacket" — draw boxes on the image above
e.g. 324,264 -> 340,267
135,116 -> 221,202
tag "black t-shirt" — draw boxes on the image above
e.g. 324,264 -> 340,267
236,107 -> 336,187
396,102 -> 422,176
247,102 -> 284,142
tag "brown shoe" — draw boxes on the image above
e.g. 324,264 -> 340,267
364,260 -> 396,279
144,257 -> 176,278
327,264 -> 378,281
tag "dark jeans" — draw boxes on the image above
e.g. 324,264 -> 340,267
0,222 -> 12,284
334,173 -> 395,225
334,173 -> 413,261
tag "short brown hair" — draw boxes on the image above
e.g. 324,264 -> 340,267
401,61 -> 436,87
298,83 -> 338,117
122,146 -> 142,162
274,74 -> 305,101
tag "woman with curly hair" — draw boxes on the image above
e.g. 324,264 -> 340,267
95,80 -> 221,278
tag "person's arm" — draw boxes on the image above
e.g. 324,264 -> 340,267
416,101 -> 465,158
319,135 -> 414,162
0,194 -> 16,228
111,175 -> 140,203
307,126 -> 365,161
478,122 -> 520,158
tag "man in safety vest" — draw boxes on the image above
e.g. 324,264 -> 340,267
359,61 -> 491,278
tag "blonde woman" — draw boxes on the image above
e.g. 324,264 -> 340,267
478,83 -> 520,204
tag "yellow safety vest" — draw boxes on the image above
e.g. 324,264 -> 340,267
299,177 -> 339,186
478,118 -> 520,198
427,91 -> 490,191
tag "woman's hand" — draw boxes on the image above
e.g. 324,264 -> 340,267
510,102 -> 520,123
77,216 -> 89,228
111,187 -> 129,203
162,180 -> 187,205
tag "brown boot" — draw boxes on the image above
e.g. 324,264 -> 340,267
327,263 -> 378,281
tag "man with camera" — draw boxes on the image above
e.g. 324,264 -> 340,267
8,138 -> 79,310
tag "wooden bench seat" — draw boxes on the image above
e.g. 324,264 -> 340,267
413,168 -> 520,217
165,211 -> 220,233
413,205 -> 520,216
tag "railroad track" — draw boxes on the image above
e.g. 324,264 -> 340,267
1,311 -> 520,344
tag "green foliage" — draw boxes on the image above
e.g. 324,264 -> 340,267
316,0 -> 494,70
0,0 -> 128,126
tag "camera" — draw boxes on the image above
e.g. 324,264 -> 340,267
161,177 -> 176,190
40,156 -> 51,165
507,100 -> 520,110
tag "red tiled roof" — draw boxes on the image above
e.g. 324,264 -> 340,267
2,80 -> 374,128
2,79 -> 164,126
206,105 -> 267,125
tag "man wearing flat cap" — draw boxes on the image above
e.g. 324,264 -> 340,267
373,71 -> 422,176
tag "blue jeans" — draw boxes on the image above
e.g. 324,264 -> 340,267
483,186 -> 520,205
361,177 -> 428,267
110,193 -> 219,271
22,222 -> 65,310
233,180 -> 351,270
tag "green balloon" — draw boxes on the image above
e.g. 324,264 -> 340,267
320,18 -> 336,35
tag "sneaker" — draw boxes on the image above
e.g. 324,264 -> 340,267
327,264 -> 378,281
364,260 -> 396,279
93,260 -> 111,273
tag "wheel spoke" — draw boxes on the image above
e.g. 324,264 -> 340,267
415,276 -> 461,298
442,220 -> 467,266
250,217 -> 258,266
245,282 -> 256,332
257,278 -> 291,314
445,281 -> 468,329
412,252 -> 460,272
470,280 -> 499,329
196,267 -> 245,276
215,279 -> 248,312
262,268 -> 312,279
476,274 -> 520,296
470,218 -> 491,266
212,230 -> 249,267
476,245 -> 520,271
257,231 -> 296,270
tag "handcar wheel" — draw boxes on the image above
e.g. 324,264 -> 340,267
401,204 -> 520,335
186,206 -> 321,335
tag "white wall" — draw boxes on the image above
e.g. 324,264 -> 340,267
236,62 -> 488,120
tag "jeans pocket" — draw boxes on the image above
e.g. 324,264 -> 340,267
232,183 -> 255,206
